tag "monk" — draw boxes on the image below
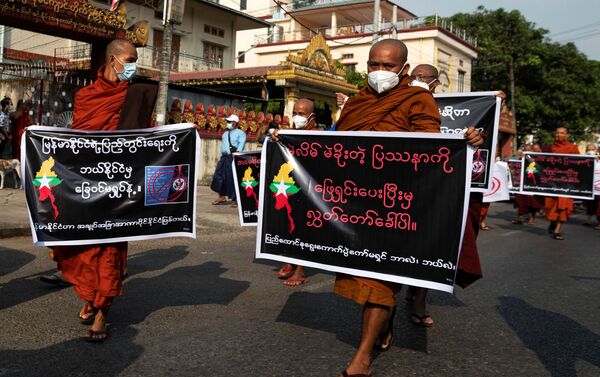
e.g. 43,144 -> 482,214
10,100 -> 33,161
512,144 -> 545,225
543,127 -> 580,240
276,98 -> 317,287
334,40 -> 482,377
52,39 -> 156,342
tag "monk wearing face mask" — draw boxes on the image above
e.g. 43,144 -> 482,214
544,127 -> 580,240
334,39 -> 483,377
51,39 -> 157,343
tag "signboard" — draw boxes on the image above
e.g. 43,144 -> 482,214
435,91 -> 501,192
256,131 -> 473,293
23,124 -> 199,246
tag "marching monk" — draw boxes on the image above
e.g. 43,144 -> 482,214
276,98 -> 317,287
543,127 -> 580,240
334,39 -> 483,377
51,39 -> 156,342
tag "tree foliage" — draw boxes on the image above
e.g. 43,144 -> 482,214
447,6 -> 600,142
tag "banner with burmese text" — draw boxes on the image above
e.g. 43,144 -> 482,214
434,92 -> 501,192
520,152 -> 595,200
22,124 -> 200,246
232,151 -> 262,226
256,131 -> 473,293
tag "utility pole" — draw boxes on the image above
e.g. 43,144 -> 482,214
372,0 -> 380,43
509,55 -> 517,153
155,0 -> 185,125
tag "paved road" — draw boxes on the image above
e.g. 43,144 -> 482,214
1,196 -> 600,377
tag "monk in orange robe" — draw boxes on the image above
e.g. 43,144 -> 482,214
544,127 -> 580,240
333,40 -> 483,377
52,39 -> 146,342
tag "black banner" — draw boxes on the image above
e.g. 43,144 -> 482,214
507,158 -> 522,193
434,92 -> 501,192
23,125 -> 199,246
232,151 -> 262,226
520,152 -> 595,199
256,131 -> 473,293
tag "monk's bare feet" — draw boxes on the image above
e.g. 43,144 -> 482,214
343,357 -> 371,377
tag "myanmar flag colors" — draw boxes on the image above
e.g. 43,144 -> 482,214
32,157 -> 62,219
241,167 -> 259,207
269,162 -> 300,233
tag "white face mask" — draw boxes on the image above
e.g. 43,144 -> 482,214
226,123 -> 233,130
409,80 -> 430,91
586,151 -> 597,156
367,63 -> 407,93
293,114 -> 311,129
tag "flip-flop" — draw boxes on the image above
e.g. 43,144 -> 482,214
78,310 -> 97,325
480,225 -> 490,230
277,264 -> 295,279
283,277 -> 307,287
82,328 -> 109,343
553,233 -> 565,240
374,306 -> 396,352
341,371 -> 373,377
411,313 -> 434,327
511,219 -> 523,225
211,199 -> 228,205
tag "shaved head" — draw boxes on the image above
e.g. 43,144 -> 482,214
367,39 -> 410,76
105,39 -> 136,62
294,98 -> 314,114
411,64 -> 439,79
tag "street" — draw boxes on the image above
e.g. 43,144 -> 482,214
1,190 -> 600,377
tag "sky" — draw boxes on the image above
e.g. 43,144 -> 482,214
401,0 -> 600,61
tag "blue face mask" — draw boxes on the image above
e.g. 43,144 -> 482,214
113,56 -> 137,81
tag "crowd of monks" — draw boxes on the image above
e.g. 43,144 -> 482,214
44,36 -> 597,377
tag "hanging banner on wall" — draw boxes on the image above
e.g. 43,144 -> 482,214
434,92 -> 501,192
256,131 -> 473,293
22,124 -> 200,246
520,152 -> 595,200
232,151 -> 262,226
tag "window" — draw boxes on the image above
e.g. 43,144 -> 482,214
237,51 -> 245,63
240,0 -> 247,10
341,53 -> 354,59
205,24 -> 225,38
204,42 -> 224,62
343,63 -> 357,74
458,71 -> 465,92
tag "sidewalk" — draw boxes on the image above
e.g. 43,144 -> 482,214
0,185 -> 242,239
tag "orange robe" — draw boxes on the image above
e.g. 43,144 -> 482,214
334,77 -> 442,306
545,141 -> 580,222
53,67 -> 129,312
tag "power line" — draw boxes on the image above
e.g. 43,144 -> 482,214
548,20 -> 600,38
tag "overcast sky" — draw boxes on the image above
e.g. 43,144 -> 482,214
401,0 -> 600,60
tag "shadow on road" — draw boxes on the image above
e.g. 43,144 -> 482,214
498,296 -> 600,377
0,247 -> 35,277
126,245 -> 189,276
0,268 -> 66,311
118,261 -> 250,326
0,326 -> 143,377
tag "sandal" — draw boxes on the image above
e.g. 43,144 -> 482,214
340,371 -> 372,377
277,264 -> 295,279
211,199 -> 228,205
283,277 -> 307,287
511,219 -> 523,225
411,313 -> 434,327
82,328 -> 109,343
78,303 -> 97,325
553,233 -> 564,240
480,225 -> 489,230
374,306 -> 396,352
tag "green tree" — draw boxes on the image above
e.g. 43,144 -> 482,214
448,6 -> 600,142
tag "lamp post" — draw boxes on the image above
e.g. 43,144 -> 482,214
155,0 -> 185,125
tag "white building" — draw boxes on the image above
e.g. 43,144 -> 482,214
227,0 -> 478,93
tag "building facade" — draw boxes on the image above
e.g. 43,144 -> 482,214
229,0 -> 478,93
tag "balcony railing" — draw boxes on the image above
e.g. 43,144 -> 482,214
136,46 -> 222,73
255,16 -> 477,47
55,45 -> 222,74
